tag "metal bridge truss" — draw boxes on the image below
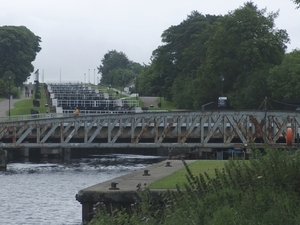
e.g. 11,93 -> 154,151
0,111 -> 299,149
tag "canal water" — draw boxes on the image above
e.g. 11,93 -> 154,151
0,154 -> 165,225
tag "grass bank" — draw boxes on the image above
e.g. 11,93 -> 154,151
10,83 -> 49,116
148,160 -> 227,189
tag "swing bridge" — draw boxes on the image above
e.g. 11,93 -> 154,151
0,110 -> 298,152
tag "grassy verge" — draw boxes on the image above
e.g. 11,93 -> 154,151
155,97 -> 176,110
12,99 -> 36,115
144,97 -> 176,111
10,83 -> 49,116
147,160 -> 227,189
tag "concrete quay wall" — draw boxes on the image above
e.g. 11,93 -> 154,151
76,159 -> 196,223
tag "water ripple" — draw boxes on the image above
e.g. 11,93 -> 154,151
0,154 -> 164,225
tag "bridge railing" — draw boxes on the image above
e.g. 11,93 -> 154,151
0,113 -> 67,123
0,110 -> 169,123
1,110 -> 299,149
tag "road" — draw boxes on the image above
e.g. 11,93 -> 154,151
139,97 -> 158,107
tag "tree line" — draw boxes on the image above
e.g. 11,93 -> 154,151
1,1 -> 299,109
98,2 -> 300,110
0,25 -> 41,98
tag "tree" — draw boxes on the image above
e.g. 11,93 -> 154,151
292,0 -> 300,8
268,50 -> 300,100
0,79 -> 5,97
198,2 -> 289,109
97,50 -> 130,85
0,26 -> 41,87
128,61 -> 144,75
138,64 -> 160,96
97,50 -> 144,89
149,12 -> 219,104
109,68 -> 136,88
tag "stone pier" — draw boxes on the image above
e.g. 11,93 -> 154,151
0,148 -> 7,171
41,148 -> 62,157
20,142 -> 30,158
63,148 -> 71,163
76,160 -> 195,223
20,147 -> 29,157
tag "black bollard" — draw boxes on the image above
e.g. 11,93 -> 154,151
109,182 -> 119,190
142,169 -> 150,176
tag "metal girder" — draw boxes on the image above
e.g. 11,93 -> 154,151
0,111 -> 299,149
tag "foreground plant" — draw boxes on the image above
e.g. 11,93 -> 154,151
89,149 -> 300,225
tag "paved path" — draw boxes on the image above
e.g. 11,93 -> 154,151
80,159 -> 195,192
139,97 -> 158,107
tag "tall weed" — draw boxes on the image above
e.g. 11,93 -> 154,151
89,149 -> 300,225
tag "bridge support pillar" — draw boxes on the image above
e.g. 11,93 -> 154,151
168,148 -> 172,160
63,148 -> 71,163
0,148 -> 7,171
20,146 -> 30,158
216,151 -> 223,160
81,202 -> 94,223
41,148 -> 62,157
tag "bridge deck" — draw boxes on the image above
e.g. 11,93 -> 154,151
0,110 -> 298,149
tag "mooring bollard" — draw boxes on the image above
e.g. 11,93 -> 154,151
109,182 -> 119,190
142,169 -> 150,176
165,161 -> 172,167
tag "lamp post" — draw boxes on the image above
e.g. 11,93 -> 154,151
120,72 -> 123,95
8,75 -> 11,117
221,75 -> 224,96
159,92 -> 162,108
135,76 -> 138,101
159,74 -> 162,108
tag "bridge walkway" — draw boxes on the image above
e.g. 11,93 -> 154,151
0,110 -> 297,150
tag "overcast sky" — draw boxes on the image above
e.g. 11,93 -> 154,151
1,0 -> 299,83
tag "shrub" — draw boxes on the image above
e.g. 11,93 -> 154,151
89,149 -> 300,225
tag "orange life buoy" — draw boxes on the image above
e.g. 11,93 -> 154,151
286,128 -> 293,146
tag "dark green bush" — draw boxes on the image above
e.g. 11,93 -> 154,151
89,149 -> 300,225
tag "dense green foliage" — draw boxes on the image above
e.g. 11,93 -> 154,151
198,3 -> 288,109
268,50 -> 300,100
89,149 -> 300,225
97,50 -> 143,90
292,0 -> 300,8
145,2 -> 289,109
0,26 -> 41,92
97,2 -> 298,110
150,11 -> 219,105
